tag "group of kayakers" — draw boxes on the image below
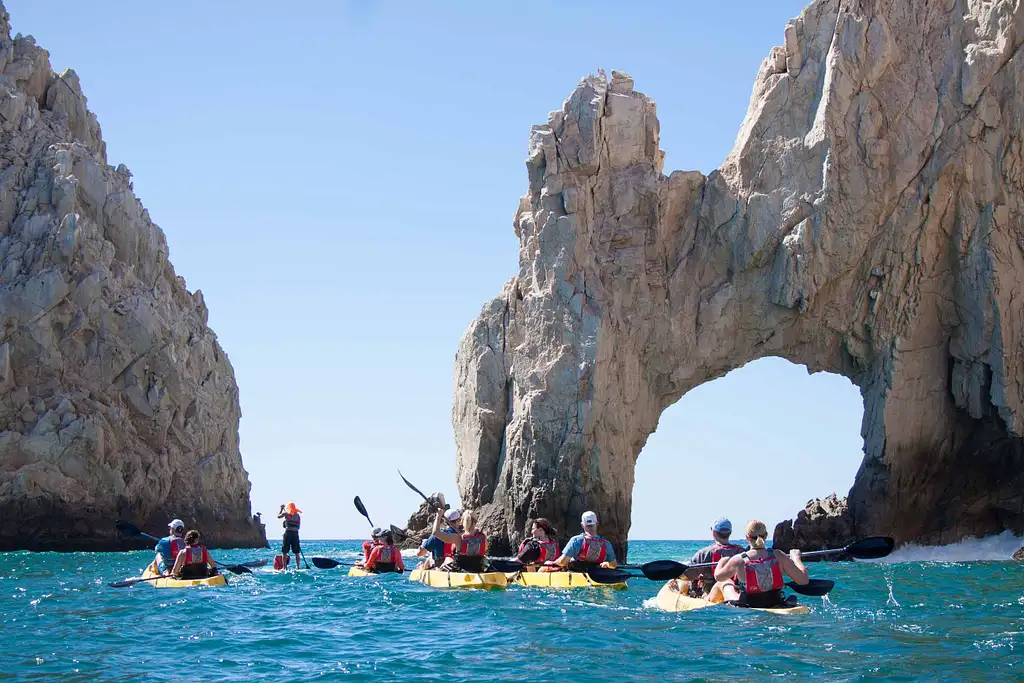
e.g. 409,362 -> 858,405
683,516 -> 809,609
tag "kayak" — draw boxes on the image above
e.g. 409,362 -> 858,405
348,566 -> 403,577
140,563 -> 228,589
408,567 -> 508,589
506,569 -> 627,589
655,579 -> 809,615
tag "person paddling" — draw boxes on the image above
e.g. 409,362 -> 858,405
154,519 -> 186,575
356,527 -> 384,568
687,517 -> 744,594
170,530 -> 218,579
547,511 -> 616,571
363,530 -> 406,573
516,518 -> 561,569
277,501 -> 303,568
428,509 -> 489,572
710,520 -> 809,608
419,508 -> 463,569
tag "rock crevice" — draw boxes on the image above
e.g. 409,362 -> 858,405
0,3 -> 265,550
454,0 -> 1024,559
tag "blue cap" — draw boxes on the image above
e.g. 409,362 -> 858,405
712,518 -> 732,534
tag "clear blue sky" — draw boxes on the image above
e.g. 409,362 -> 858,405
7,1 -> 864,541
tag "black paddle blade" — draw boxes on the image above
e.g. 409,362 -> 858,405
585,567 -> 636,584
354,496 -> 374,526
115,520 -> 142,536
640,559 -> 689,581
238,560 -> 267,569
397,470 -> 432,505
486,558 -> 525,573
221,564 -> 252,575
389,524 -> 409,541
786,579 -> 835,596
311,557 -> 343,569
108,580 -> 135,588
846,537 -> 895,560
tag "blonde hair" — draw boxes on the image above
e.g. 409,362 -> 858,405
462,510 -> 477,532
746,520 -> 768,549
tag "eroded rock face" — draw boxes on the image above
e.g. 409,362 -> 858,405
454,0 -> 1024,559
0,3 -> 265,550
772,495 -> 854,557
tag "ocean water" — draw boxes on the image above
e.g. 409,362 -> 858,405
2,538 -> 1023,681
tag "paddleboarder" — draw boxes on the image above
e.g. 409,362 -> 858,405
276,501 -> 303,569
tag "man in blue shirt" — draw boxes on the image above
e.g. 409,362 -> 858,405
548,510 -> 617,570
418,508 -> 462,568
154,519 -> 186,573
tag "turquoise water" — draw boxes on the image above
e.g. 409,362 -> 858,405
2,539 -> 1023,681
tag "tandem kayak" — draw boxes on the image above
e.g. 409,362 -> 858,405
655,579 -> 809,615
408,567 -> 508,589
347,566 -> 404,577
506,569 -> 627,589
140,563 -> 228,589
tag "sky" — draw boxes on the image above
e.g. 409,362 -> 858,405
5,0 -> 865,541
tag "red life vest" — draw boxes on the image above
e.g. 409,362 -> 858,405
457,532 -> 487,557
711,543 -> 743,563
374,545 -> 398,568
183,545 -> 209,567
283,513 -> 300,530
167,536 -> 186,558
742,553 -> 784,594
537,539 -> 559,563
578,535 -> 607,564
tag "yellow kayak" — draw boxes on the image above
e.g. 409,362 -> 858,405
506,569 -> 627,589
348,566 -> 404,577
655,579 -> 809,615
141,563 -> 228,589
408,567 -> 508,589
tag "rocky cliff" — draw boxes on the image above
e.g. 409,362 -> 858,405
0,3 -> 266,550
453,0 -> 1024,559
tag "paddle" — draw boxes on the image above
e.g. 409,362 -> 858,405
354,496 -> 375,528
312,557 -> 348,569
390,524 -> 410,542
800,536 -> 896,560
398,470 -> 443,510
585,567 -> 637,584
485,558 -> 525,573
115,520 -> 161,543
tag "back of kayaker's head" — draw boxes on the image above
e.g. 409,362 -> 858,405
185,530 -> 200,545
381,530 -> 394,545
371,527 -> 384,543
581,510 -> 598,534
532,518 -> 556,539
443,508 -> 462,530
745,520 -> 769,549
168,519 -> 185,537
711,517 -> 732,543
285,502 -> 301,515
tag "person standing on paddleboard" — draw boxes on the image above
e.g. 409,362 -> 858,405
154,519 -> 186,575
547,511 -> 617,571
277,502 -> 302,568
710,520 -> 809,609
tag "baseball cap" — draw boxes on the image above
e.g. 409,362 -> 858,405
444,509 -> 462,522
371,527 -> 383,538
581,511 -> 598,526
712,517 -> 732,534
168,519 -> 184,530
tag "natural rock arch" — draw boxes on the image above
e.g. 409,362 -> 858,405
452,0 -> 1024,559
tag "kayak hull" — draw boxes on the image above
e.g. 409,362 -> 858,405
409,567 -> 507,589
348,566 -> 403,577
655,580 -> 809,615
507,569 -> 627,589
141,563 -> 228,589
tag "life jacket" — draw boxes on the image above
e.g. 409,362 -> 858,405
742,552 -> 784,594
273,554 -> 289,570
456,532 -> 487,557
161,535 -> 186,558
373,544 -> 399,572
283,512 -> 300,531
184,545 -> 209,566
439,527 -> 458,558
711,543 -> 744,563
578,535 -> 608,564
537,539 -> 559,563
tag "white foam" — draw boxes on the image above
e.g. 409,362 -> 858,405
865,530 -> 1024,563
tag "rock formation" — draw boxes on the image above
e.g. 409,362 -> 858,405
772,494 -> 854,557
0,3 -> 265,550
453,0 -> 1024,559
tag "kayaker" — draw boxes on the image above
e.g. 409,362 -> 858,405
356,527 -> 384,568
429,509 -> 488,572
154,519 -> 187,575
516,518 -> 560,568
710,520 -> 809,608
170,530 -> 219,579
277,501 -> 302,568
363,530 -> 406,573
419,508 -> 462,569
547,511 -> 616,571
687,517 -> 745,592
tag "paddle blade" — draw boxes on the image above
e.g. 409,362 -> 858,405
486,558 -> 525,573
786,579 -> 835,596
389,525 -> 409,541
115,520 -> 142,537
108,579 -> 135,588
585,567 -> 635,584
640,559 -> 689,581
238,560 -> 267,569
354,496 -> 373,526
846,536 -> 895,560
311,557 -> 343,569
221,564 -> 252,575
397,470 -> 432,505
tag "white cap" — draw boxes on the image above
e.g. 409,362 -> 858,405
581,511 -> 598,526
444,509 -> 462,522
168,519 -> 184,530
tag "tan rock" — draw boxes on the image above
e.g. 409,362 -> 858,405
0,2 -> 264,550
454,0 -> 1024,559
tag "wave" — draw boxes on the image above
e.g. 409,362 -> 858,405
866,530 -> 1024,563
